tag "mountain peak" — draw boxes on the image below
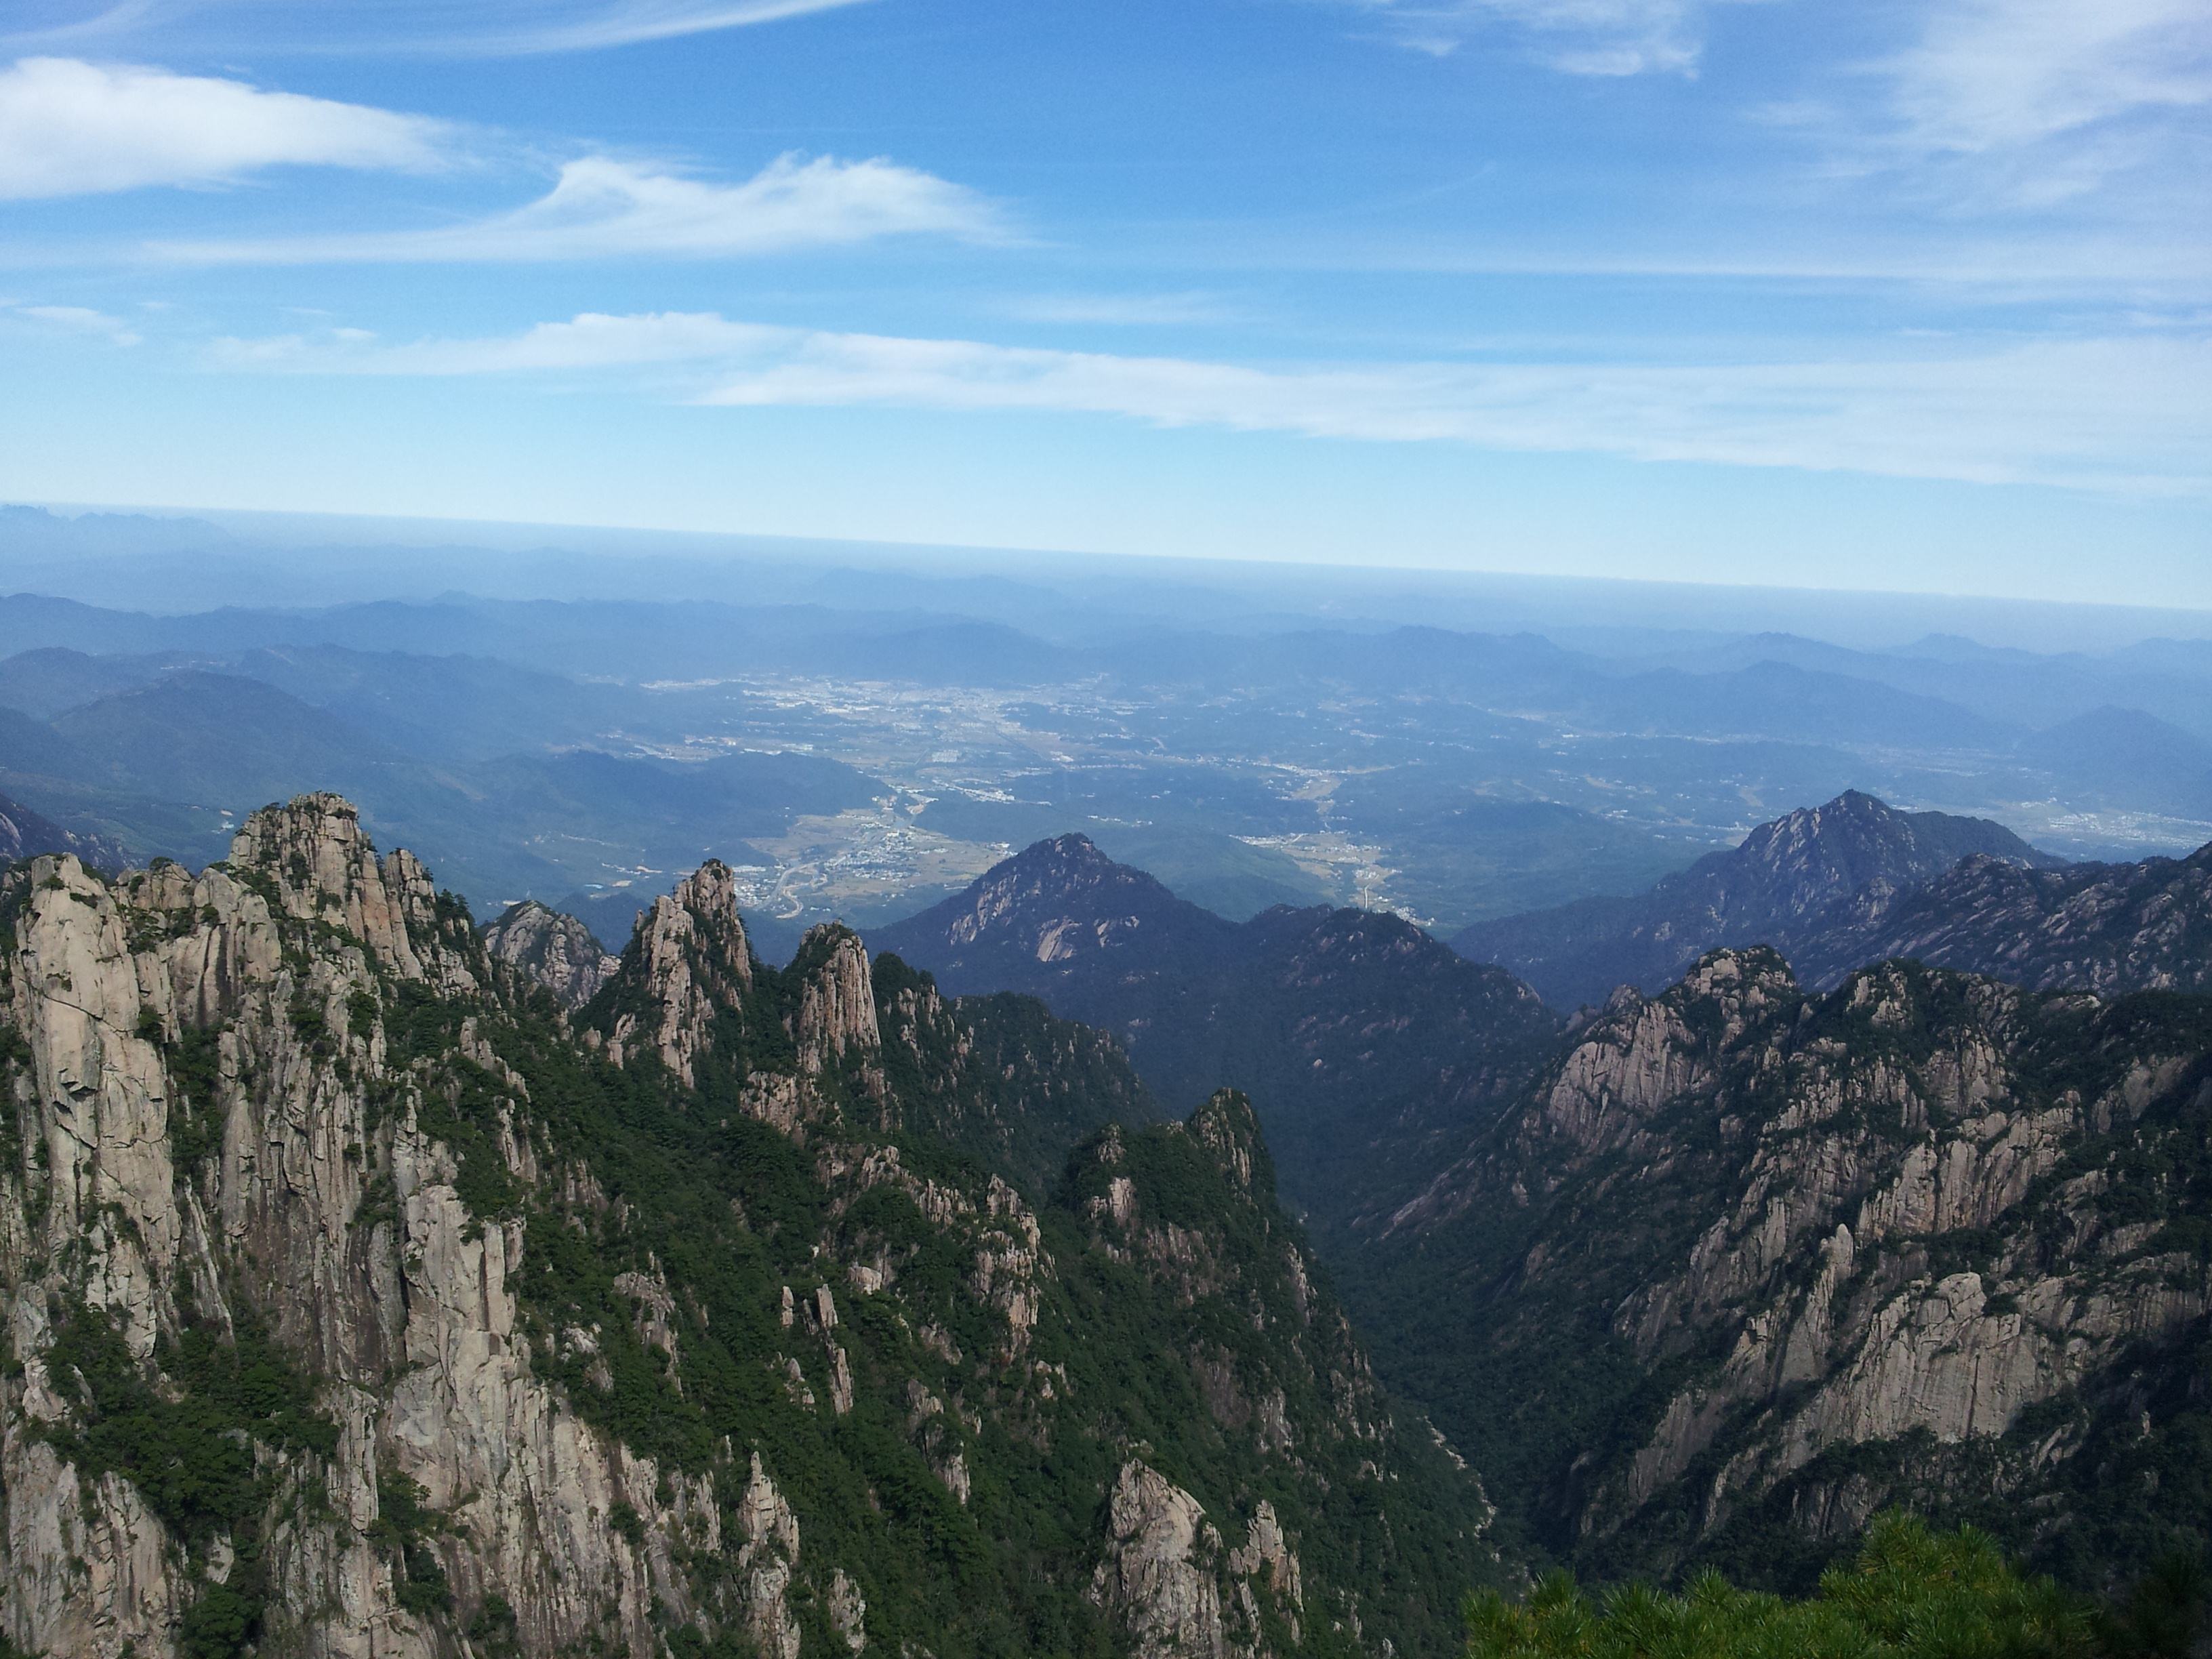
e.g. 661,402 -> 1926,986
869,833 -> 1231,995
227,792 -> 474,989
484,897 -> 618,1010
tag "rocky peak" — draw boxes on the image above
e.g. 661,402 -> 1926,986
786,923 -> 881,1074
1727,791 -> 2051,922
226,792 -> 474,990
868,833 -> 1235,994
600,860 -> 756,1085
1186,1089 -> 1271,1197
1456,790 -> 2055,1011
484,899 -> 619,1010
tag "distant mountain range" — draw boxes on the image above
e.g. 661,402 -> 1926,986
1453,791 -> 2064,1009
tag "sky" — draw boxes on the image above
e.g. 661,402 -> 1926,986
1,0 -> 2207,606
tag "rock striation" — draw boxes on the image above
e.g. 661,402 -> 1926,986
0,794 -> 1490,1658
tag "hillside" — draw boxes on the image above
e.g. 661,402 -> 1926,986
867,834 -> 1561,1211
1453,790 -> 2060,1010
0,796 -> 1496,1658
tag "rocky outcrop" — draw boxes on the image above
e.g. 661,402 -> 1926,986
1361,944 -> 2212,1586
1092,1462 -> 1311,1659
598,860 -> 753,1084
787,924 -> 880,1075
483,899 -> 618,1008
0,794 -> 1490,1658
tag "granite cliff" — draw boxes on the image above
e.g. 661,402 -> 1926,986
0,794 -> 1493,1658
1353,944 -> 2212,1590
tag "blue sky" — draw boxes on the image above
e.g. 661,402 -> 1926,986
1,0 -> 2207,605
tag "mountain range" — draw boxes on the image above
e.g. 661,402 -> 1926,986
0,796 -> 1492,1658
861,793 -> 2212,1597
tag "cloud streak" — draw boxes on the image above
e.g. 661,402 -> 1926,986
0,56 -> 452,199
1335,0 -> 1761,75
1,0 -> 874,58
210,310 -> 2212,495
9,300 -> 142,343
154,152 -> 1005,263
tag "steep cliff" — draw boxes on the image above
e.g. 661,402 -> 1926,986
0,793 -> 1492,1658
1351,945 -> 2212,1591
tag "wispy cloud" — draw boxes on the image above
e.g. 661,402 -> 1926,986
1,0 -> 874,58
1769,0 -> 2212,206
0,56 -> 453,199
1334,0 -> 1760,75
209,309 -> 2212,495
154,151 -> 1005,264
9,300 -> 141,343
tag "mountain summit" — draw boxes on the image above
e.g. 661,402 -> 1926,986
1453,790 -> 2059,1009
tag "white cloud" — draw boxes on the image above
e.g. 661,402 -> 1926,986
1881,0 -> 2212,156
1338,0 -> 1757,75
0,56 -> 452,199
12,300 -> 141,343
156,152 -> 1004,264
2,0 -> 874,58
208,309 -> 2212,495
1763,0 -> 2212,206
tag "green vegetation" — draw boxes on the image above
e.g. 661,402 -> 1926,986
40,1298 -> 337,1658
1466,1515 -> 2158,1659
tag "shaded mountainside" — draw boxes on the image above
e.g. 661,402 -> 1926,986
1453,791 -> 2060,1011
1344,946 -> 2212,1594
1788,842 -> 2212,998
0,795 -> 1496,1659
867,834 -> 1560,1212
0,785 -> 127,869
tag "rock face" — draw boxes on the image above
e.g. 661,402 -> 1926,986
1786,839 -> 2212,996
1454,790 -> 2060,1011
0,794 -> 1491,1658
483,898 -> 619,1008
1357,943 -> 2212,1589
870,836 -> 1559,1219
0,786 -> 126,869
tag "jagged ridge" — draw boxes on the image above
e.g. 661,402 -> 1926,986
0,793 -> 1493,1659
